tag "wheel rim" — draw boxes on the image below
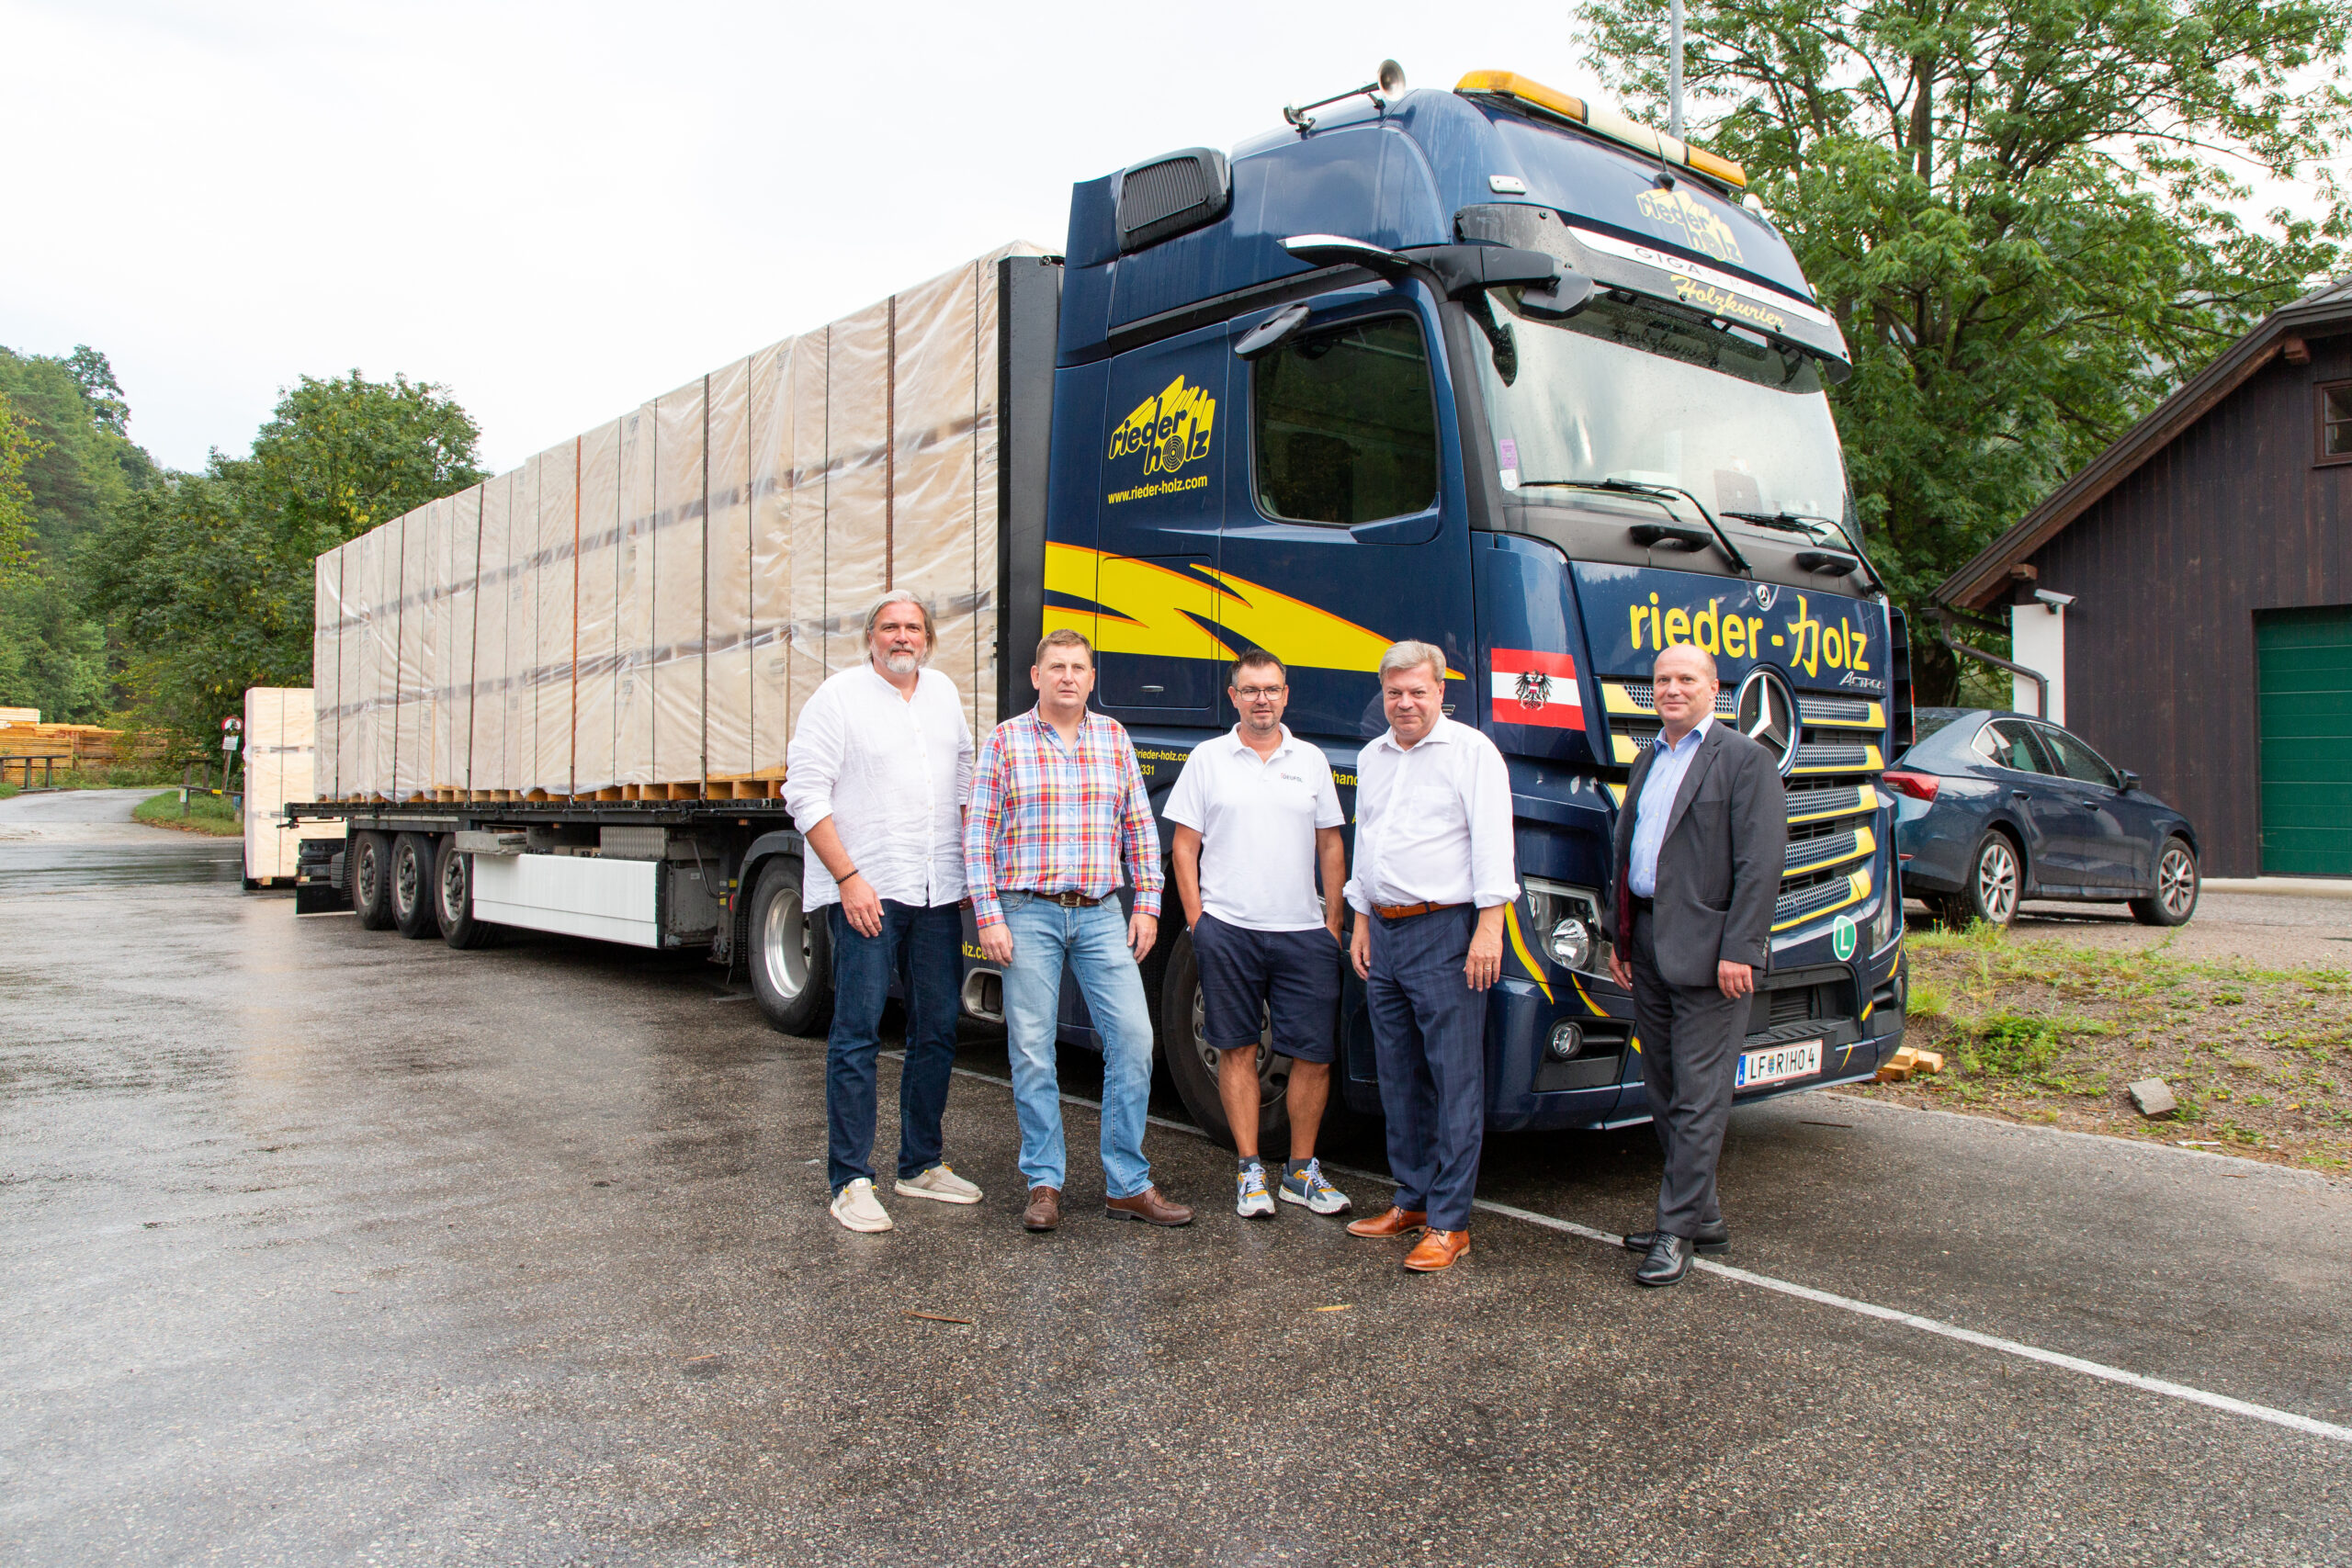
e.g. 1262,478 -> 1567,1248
1976,840 -> 2018,923
439,852 -> 467,924
356,844 -> 380,906
394,844 -> 419,913
1188,982 -> 1287,1109
760,886 -> 809,1000
2159,845 -> 2197,918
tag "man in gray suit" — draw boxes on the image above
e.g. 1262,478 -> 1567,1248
1607,642 -> 1787,1287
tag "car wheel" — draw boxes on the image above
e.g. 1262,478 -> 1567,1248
434,838 -> 500,949
390,832 -> 440,939
747,855 -> 832,1036
1962,831 -> 2022,928
352,830 -> 396,931
1158,926 -> 1291,1152
2131,837 -> 2199,927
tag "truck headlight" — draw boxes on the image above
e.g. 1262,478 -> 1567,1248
1524,878 -> 1609,976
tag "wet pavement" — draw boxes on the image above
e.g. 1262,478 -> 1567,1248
5,799 -> 2349,1564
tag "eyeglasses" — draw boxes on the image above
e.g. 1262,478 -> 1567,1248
1232,686 -> 1286,700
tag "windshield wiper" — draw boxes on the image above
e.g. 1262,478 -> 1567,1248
1721,509 -> 1831,539
1517,478 -> 1751,575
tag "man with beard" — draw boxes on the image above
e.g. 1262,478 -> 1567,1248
786,591 -> 980,1234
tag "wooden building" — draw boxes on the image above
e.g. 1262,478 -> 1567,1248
1940,280 -> 2352,877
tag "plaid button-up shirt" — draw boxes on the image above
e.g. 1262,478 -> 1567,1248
963,705 -> 1164,930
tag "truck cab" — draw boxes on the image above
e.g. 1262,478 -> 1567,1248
1030,70 -> 1911,1137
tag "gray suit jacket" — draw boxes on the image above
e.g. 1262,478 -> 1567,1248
1611,721 -> 1788,989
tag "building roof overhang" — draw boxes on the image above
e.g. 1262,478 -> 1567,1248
1939,279 -> 2352,613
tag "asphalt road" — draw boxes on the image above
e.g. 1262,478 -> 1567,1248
5,793 -> 2348,1565
1994,890 -> 2352,968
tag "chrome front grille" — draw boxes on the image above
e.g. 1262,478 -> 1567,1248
1597,678 -> 1883,937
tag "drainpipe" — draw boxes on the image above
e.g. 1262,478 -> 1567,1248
1932,609 -> 2048,719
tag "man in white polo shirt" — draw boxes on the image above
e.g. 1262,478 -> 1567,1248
1166,649 -> 1353,1221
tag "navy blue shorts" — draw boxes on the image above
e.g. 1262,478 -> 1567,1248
1192,913 -> 1343,1064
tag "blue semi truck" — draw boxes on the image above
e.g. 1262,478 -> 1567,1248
297,63 -> 1914,1146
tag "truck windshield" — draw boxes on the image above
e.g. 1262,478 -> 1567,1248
1470,289 -> 1851,537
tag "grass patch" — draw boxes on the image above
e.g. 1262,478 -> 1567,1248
134,789 -> 241,837
1858,920 -> 2352,1169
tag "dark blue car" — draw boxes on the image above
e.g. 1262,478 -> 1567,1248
1888,708 -> 2201,929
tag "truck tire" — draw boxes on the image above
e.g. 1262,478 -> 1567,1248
434,838 -> 499,949
390,831 -> 440,940
352,830 -> 396,931
2131,836 -> 2200,927
1158,926 -> 1291,1151
747,856 -> 831,1037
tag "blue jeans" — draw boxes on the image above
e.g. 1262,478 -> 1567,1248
825,899 -> 963,1194
998,894 -> 1157,1199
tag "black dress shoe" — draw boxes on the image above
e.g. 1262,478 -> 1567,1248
1635,1233 -> 1694,1288
1622,1221 -> 1728,1256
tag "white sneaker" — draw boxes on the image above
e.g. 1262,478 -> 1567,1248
894,1164 -> 983,1204
1236,1163 -> 1276,1219
830,1178 -> 893,1233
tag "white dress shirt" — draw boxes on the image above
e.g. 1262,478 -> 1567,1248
1628,715 -> 1713,898
1163,725 -> 1346,931
1341,716 -> 1519,915
783,664 -> 974,911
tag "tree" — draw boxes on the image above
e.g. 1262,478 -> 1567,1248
1582,0 -> 2350,699
82,373 -> 484,748
0,390 -> 40,588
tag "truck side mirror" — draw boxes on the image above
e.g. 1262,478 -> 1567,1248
1234,303 -> 1312,361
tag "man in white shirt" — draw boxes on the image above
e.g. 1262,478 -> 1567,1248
1341,640 -> 1518,1272
1166,650 -> 1353,1222
784,591 -> 981,1235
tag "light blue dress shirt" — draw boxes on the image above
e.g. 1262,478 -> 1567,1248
1628,716 -> 1714,898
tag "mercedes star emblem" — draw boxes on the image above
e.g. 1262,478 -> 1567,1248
1736,668 -> 1798,774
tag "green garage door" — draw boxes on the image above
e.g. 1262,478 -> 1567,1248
2258,607 -> 2352,875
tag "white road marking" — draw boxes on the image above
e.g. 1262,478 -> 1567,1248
921,1058 -> 2352,1447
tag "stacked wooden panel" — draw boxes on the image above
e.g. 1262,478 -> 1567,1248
311,243 -> 1038,802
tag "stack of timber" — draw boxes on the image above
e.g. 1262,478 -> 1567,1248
0,721 -> 165,768
243,687 -> 343,883
310,243 -> 1044,803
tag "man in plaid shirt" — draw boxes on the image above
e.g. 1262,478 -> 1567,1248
967,627 -> 1193,1232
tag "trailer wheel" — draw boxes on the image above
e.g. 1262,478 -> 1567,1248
390,832 -> 439,940
1158,926 -> 1290,1151
747,856 -> 831,1036
352,830 -> 396,931
434,838 -> 499,949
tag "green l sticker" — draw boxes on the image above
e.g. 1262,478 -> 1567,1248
1832,913 -> 1857,961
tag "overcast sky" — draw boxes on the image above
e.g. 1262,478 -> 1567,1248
3,2 -> 2334,478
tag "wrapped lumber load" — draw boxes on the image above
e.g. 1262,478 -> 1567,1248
245,687 -> 343,881
313,243 -> 1039,802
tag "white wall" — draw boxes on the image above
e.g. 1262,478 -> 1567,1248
2009,602 -> 2066,725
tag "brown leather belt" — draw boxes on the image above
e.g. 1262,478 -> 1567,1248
1374,900 -> 1467,921
1020,889 -> 1103,908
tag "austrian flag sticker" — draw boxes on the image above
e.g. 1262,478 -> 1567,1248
1489,649 -> 1583,730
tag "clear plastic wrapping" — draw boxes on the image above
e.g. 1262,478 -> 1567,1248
315,243 -> 1042,804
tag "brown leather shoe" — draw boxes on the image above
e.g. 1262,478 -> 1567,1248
1345,1205 -> 1428,1239
1021,1186 -> 1061,1232
1103,1186 -> 1193,1226
1403,1228 -> 1470,1271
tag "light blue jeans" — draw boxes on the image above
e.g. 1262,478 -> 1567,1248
998,893 -> 1157,1199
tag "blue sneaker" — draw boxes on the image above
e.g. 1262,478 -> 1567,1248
1279,1158 -> 1351,1215
1235,1162 -> 1275,1219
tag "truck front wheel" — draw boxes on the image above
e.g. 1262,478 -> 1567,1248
747,857 -> 832,1036
352,830 -> 396,931
434,839 -> 499,950
390,832 -> 440,939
